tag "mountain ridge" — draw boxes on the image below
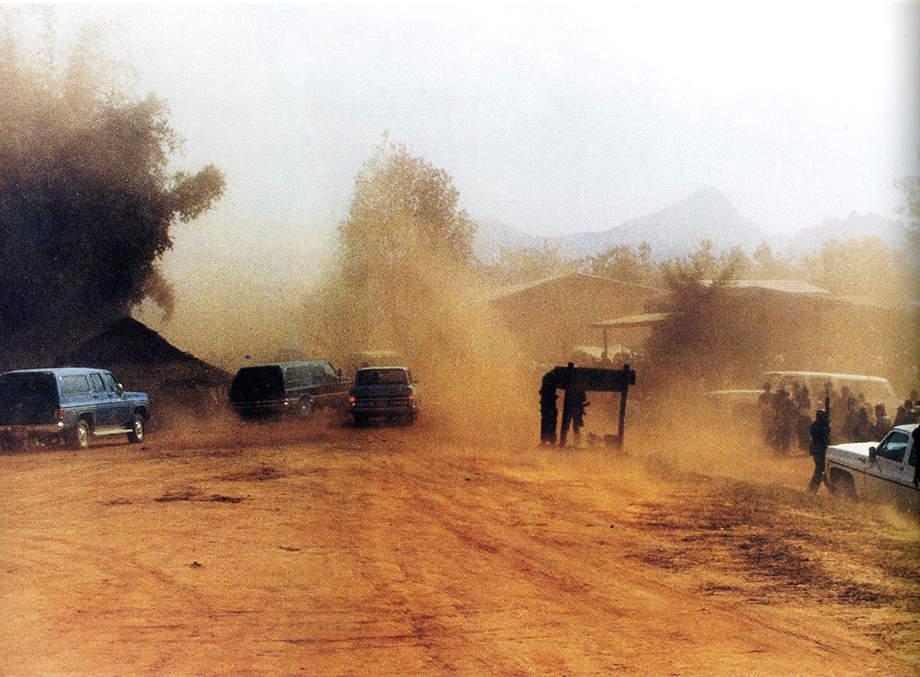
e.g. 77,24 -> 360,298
473,187 -> 905,263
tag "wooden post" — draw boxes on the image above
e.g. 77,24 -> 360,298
617,388 -> 628,445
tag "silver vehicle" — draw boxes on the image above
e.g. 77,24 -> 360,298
826,423 -> 918,511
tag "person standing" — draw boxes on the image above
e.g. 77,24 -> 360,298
560,387 -> 576,447
808,408 -> 831,493
559,363 -> 577,447
570,390 -> 590,446
539,376 -> 558,445
912,425 -> 919,490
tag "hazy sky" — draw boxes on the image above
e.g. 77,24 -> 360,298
10,1 -> 916,358
33,2 -> 918,241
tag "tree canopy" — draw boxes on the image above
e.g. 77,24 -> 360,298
338,136 -> 475,273
0,23 -> 224,365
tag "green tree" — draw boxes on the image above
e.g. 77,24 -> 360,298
583,243 -> 653,284
643,256 -> 742,393
339,135 -> 475,273
799,237 -> 907,299
0,23 -> 224,364
486,240 -> 573,285
751,241 -> 787,278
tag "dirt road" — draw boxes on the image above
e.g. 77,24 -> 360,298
1,416 -> 918,676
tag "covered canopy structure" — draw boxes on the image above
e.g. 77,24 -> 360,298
588,312 -> 672,361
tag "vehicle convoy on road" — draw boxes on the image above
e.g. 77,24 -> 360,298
228,360 -> 352,420
825,423 -> 918,510
349,366 -> 418,425
0,367 -> 150,450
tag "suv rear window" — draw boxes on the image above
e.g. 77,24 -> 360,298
0,373 -> 58,403
230,366 -> 285,400
356,369 -> 408,385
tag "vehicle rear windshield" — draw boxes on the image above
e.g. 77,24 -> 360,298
230,366 -> 285,400
355,369 -> 408,386
0,373 -> 59,408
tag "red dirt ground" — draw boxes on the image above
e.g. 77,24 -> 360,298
1,415 -> 918,676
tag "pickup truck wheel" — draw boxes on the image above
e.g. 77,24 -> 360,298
127,414 -> 146,444
71,419 -> 91,450
828,470 -> 857,501
298,396 -> 314,419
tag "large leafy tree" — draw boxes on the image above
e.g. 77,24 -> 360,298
339,136 -> 475,274
583,243 -> 653,284
0,21 -> 224,364
643,256 -> 742,393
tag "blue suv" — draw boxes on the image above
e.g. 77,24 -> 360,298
0,367 -> 150,450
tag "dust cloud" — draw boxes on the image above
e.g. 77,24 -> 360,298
307,246 -> 538,446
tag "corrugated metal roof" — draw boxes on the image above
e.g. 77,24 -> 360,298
703,279 -> 831,295
489,272 -> 664,302
588,312 -> 672,329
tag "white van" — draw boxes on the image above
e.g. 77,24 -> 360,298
764,371 -> 899,414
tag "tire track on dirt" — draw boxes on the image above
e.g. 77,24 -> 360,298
367,438 -> 903,675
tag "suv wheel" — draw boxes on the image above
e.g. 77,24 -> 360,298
71,419 -> 91,450
127,414 -> 146,444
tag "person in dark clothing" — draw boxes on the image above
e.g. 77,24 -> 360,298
794,383 -> 811,413
569,389 -> 590,445
873,403 -> 892,439
758,382 -> 773,447
912,425 -> 920,489
772,388 -> 796,453
894,400 -> 916,426
854,406 -> 874,442
560,388 -> 576,447
808,408 -> 831,492
539,377 -> 558,445
559,363 -> 577,447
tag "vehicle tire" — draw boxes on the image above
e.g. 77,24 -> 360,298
828,469 -> 857,501
70,419 -> 91,450
127,414 -> 146,444
352,413 -> 366,427
298,396 -> 314,419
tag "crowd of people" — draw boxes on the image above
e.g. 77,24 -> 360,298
759,381 -> 919,454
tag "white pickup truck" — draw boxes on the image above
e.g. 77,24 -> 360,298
825,423 -> 918,511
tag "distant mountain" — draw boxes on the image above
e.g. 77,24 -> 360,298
474,186 -> 766,262
472,219 -> 543,263
473,187 -> 906,264
780,211 -> 907,257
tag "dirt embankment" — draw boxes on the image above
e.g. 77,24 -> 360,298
1,416 -> 918,676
